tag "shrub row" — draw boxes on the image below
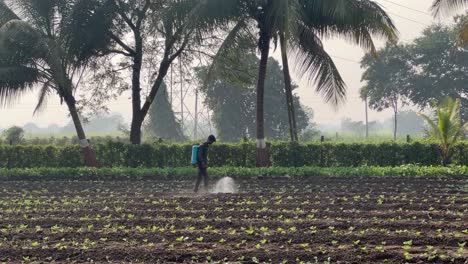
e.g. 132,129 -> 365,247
0,141 -> 467,168
0,165 -> 466,181
0,136 -> 129,146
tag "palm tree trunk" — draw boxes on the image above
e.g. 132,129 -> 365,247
64,93 -> 100,167
394,110 -> 397,141
256,29 -> 271,167
280,33 -> 298,142
45,43 -> 99,167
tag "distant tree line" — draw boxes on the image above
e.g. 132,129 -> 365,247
339,111 -> 426,138
361,16 -> 468,139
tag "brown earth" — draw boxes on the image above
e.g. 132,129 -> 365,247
0,176 -> 466,263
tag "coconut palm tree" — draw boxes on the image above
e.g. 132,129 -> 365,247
0,0 -> 116,166
208,0 -> 397,166
432,0 -> 468,44
419,98 -> 468,165
279,31 -> 298,142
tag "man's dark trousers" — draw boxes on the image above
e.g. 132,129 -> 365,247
194,166 -> 208,192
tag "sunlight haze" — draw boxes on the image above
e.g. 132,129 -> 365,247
0,0 -> 455,128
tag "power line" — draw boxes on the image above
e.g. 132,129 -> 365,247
330,55 -> 361,64
378,0 -> 432,17
387,11 -> 431,27
379,0 -> 454,25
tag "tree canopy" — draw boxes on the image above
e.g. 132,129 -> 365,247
145,82 -> 186,142
361,19 -> 468,122
199,55 -> 310,142
2,126 -> 24,145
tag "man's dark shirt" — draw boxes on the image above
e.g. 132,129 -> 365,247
197,142 -> 209,168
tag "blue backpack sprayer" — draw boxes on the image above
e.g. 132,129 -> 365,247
191,145 -> 199,165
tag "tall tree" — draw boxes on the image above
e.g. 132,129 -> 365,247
104,0 -> 233,144
361,22 -> 468,122
361,44 -> 412,140
209,0 -> 397,166
200,55 -> 310,142
145,82 -> 185,142
409,23 -> 468,121
0,0 -> 116,166
360,86 -> 370,139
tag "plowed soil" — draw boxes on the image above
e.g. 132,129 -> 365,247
0,175 -> 466,263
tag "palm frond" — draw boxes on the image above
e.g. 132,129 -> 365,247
8,0 -> 63,35
418,112 -> 443,141
0,0 -> 20,27
462,122 -> 468,133
0,20 -> 48,60
432,0 -> 468,16
195,0 -> 248,27
263,0 -> 291,37
203,19 -> 256,85
61,0 -> 117,67
300,0 -> 398,54
448,98 -> 461,122
0,64 -> 40,107
33,80 -> 52,114
164,0 -> 244,40
290,23 -> 346,106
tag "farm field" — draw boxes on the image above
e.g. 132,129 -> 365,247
0,176 -> 466,263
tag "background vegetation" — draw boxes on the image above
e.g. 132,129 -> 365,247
0,141 -> 467,168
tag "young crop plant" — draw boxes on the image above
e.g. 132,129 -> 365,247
245,225 -> 255,235
423,245 -> 439,261
457,242 -> 466,257
375,244 -> 385,253
402,240 -> 413,261
299,243 -> 309,248
176,236 -> 188,242
31,241 -> 40,247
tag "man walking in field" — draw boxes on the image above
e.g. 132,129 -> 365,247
194,135 -> 216,193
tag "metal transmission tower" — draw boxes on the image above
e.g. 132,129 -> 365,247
168,56 -> 213,140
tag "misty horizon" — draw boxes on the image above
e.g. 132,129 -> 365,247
0,0 -> 457,130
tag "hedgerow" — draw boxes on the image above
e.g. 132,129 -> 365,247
0,141 -> 467,168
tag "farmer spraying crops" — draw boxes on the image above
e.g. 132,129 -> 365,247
193,135 -> 216,193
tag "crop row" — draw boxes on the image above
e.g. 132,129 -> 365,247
0,165 -> 467,181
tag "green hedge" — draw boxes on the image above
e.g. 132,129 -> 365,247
0,166 -> 466,181
0,141 -> 467,168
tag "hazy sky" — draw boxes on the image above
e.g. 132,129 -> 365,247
0,0 -> 459,128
